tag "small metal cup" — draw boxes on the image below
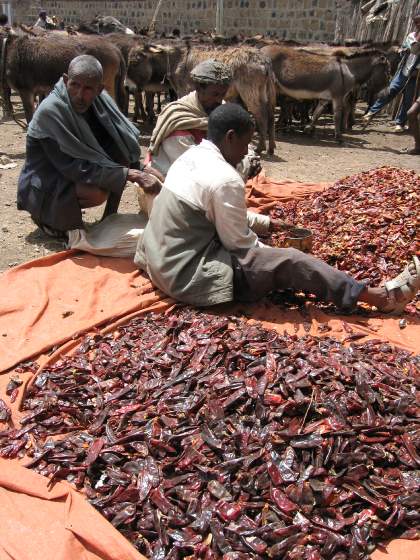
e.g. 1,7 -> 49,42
283,227 -> 313,253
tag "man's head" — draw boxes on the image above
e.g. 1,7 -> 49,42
39,10 -> 47,20
207,103 -> 254,167
414,9 -> 420,32
63,55 -> 104,114
0,13 -> 8,26
191,59 -> 232,114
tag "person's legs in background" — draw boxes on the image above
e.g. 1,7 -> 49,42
363,68 -> 408,125
394,76 -> 417,130
407,96 -> 420,154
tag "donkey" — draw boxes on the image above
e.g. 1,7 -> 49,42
2,32 -> 127,123
127,42 -> 184,123
261,44 -> 389,140
169,44 -> 276,154
77,16 -> 134,35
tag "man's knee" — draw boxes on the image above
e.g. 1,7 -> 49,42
408,102 -> 420,120
76,183 -> 108,208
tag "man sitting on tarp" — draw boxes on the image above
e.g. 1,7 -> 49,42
146,59 -> 260,178
17,54 -> 161,239
135,103 -> 420,314
139,59 -> 260,215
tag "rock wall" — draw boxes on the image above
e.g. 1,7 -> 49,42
11,0 -> 343,42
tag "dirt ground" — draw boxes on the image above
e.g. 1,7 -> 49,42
0,100 -> 419,272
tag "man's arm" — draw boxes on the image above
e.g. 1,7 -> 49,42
246,211 -> 270,235
39,137 -> 128,194
208,180 -> 267,251
160,133 -> 196,165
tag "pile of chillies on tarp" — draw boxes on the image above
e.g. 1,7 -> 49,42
266,167 -> 419,315
1,309 -> 418,559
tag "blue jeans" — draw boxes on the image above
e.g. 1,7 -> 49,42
369,67 -> 417,125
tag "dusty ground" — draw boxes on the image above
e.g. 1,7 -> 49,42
0,100 -> 419,272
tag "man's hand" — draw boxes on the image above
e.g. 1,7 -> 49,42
127,169 -> 162,194
247,155 -> 262,179
146,166 -> 164,183
270,218 -> 294,232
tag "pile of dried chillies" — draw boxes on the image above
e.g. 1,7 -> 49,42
0,309 -> 419,559
267,167 -> 419,314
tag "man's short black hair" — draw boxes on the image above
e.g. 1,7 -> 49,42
0,13 -> 8,25
207,103 -> 254,144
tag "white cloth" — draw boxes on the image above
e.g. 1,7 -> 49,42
150,131 -> 258,180
151,133 -> 196,177
67,213 -> 147,257
34,17 -> 47,28
163,139 -> 270,251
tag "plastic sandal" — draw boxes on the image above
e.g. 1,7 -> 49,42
378,256 -> 420,314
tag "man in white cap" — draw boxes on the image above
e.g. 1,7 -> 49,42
146,59 -> 260,179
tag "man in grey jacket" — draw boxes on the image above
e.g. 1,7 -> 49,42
18,55 -> 161,238
135,103 -> 420,314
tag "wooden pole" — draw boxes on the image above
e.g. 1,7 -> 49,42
149,0 -> 164,33
216,0 -> 224,35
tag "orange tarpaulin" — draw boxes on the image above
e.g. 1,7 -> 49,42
0,251 -> 172,373
0,459 -> 146,560
246,170 -> 330,212
0,174 -> 418,559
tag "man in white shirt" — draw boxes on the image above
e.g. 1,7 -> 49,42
34,10 -> 48,29
363,11 -> 420,132
135,103 -> 419,313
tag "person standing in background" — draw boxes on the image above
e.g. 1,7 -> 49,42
363,10 -> 420,133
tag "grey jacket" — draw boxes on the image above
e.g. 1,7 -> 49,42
135,140 -> 270,306
135,187 -> 234,305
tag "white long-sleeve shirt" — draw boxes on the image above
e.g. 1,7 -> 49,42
163,139 -> 270,250
135,139 -> 270,306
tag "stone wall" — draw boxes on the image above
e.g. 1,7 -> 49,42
10,0 -> 342,42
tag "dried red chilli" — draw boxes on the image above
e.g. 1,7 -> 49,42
267,167 -> 420,314
0,309 -> 419,559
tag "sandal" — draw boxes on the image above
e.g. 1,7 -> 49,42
378,256 -> 420,314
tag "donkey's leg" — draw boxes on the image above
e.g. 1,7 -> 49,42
133,90 -> 147,122
145,92 -> 155,123
232,81 -> 267,153
267,83 -> 276,155
20,90 -> 35,124
103,72 -> 116,101
305,100 -> 328,135
1,84 -> 13,119
332,97 -> 344,141
343,90 -> 356,130
122,85 -> 130,116
254,106 -> 268,154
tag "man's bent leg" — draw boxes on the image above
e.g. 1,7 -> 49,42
232,247 -> 365,309
367,69 -> 408,116
75,183 -> 109,209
